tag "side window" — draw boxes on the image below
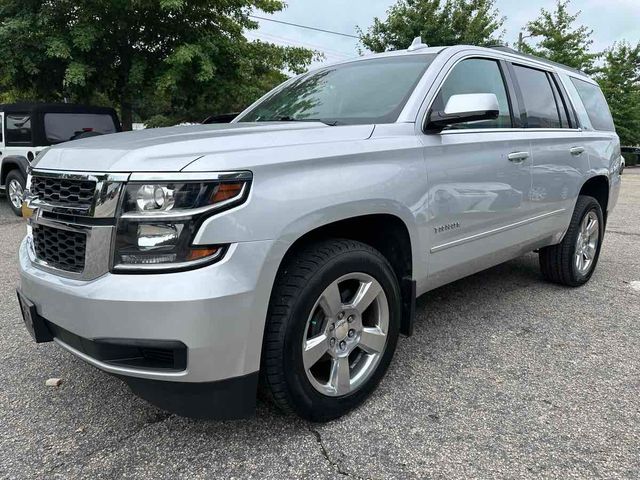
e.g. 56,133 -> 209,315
6,113 -> 33,145
570,78 -> 615,132
432,58 -> 512,129
0,114 -> 3,144
512,65 -> 562,128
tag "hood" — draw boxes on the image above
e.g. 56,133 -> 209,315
33,122 -> 375,172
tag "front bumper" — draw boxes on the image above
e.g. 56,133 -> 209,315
18,237 -> 276,385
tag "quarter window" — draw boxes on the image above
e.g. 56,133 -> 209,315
570,78 -> 615,132
512,65 -> 562,128
6,113 -> 33,145
432,58 -> 512,129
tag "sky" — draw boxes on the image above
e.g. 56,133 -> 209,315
247,0 -> 640,65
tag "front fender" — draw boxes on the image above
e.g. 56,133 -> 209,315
1,155 -> 29,184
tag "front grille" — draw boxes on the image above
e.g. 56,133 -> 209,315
32,224 -> 86,273
31,176 -> 96,206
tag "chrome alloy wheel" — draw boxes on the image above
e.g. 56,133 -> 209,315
575,210 -> 599,275
302,272 -> 389,397
8,178 -> 23,209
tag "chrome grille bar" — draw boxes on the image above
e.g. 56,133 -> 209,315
25,169 -> 129,280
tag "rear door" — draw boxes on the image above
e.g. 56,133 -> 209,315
508,62 -> 588,237
418,55 -> 533,285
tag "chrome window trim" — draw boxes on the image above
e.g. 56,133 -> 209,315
439,127 -> 582,135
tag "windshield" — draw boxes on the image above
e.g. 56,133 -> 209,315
237,55 -> 436,125
44,113 -> 117,143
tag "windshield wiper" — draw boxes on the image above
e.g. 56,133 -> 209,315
263,116 -> 340,126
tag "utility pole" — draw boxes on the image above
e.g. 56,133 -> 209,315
517,32 -> 533,52
518,32 -> 523,51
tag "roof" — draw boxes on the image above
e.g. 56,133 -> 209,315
487,46 -> 589,78
0,103 -> 118,115
320,44 -> 591,82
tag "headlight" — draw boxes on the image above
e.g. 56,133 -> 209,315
113,172 -> 251,272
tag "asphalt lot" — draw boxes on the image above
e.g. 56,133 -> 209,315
1,171 -> 638,480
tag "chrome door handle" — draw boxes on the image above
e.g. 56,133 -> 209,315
507,151 -> 530,162
570,146 -> 585,156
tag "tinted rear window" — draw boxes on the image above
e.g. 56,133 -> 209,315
570,78 -> 615,132
512,65 -> 561,128
44,113 -> 117,143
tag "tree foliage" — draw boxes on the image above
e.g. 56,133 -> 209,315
520,0 -> 598,72
358,0 -> 505,53
595,42 -> 640,146
0,0 -> 316,129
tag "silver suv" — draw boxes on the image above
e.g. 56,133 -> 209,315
17,43 -> 622,421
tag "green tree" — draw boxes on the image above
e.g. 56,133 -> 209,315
520,0 -> 598,72
358,0 -> 505,53
596,41 -> 640,146
0,1 -> 316,129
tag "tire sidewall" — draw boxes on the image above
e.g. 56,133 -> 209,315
570,198 -> 604,284
5,170 -> 25,217
282,249 -> 401,421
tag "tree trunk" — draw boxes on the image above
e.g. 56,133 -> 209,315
121,101 -> 133,131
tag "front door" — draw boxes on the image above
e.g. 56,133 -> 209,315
418,56 -> 533,287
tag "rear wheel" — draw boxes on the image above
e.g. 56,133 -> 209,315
261,239 -> 401,422
539,195 -> 604,286
5,170 -> 25,217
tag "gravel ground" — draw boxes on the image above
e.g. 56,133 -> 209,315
1,171 -> 638,479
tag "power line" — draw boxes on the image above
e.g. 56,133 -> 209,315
245,31 -> 353,59
249,15 -> 359,40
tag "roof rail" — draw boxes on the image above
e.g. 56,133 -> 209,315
487,45 -> 589,77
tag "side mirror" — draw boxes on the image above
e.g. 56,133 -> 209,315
425,93 -> 500,132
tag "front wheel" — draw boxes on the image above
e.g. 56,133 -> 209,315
5,170 -> 26,217
261,239 -> 401,422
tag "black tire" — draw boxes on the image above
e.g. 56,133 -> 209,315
539,195 -> 604,286
261,239 -> 401,422
5,169 -> 26,217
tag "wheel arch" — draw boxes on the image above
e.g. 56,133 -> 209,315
1,155 -> 29,187
579,175 -> 609,223
271,212 -> 417,336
